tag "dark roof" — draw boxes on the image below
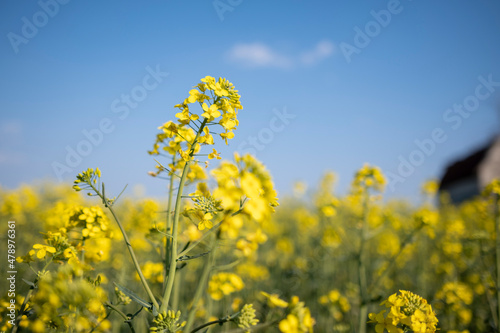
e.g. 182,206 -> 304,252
439,143 -> 490,190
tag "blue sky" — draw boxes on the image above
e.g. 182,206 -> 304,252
1,0 -> 500,201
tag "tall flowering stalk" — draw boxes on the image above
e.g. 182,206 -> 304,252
74,168 -> 160,311
149,76 -> 243,311
351,164 -> 386,333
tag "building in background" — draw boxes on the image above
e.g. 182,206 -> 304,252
439,135 -> 500,204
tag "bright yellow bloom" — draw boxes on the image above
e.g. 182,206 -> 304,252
32,244 -> 56,259
198,213 -> 214,230
198,127 -> 214,145
219,117 -> 238,131
201,103 -> 221,121
279,314 -> 300,333
178,149 -> 191,162
175,110 -> 199,124
220,130 -> 235,144
371,290 -> 438,333
261,291 -> 288,308
368,311 -> 402,333
213,82 -> 229,97
241,172 -> 261,198
208,148 -> 221,160
187,89 -> 208,104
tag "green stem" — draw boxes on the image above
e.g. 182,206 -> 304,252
222,320 -> 280,333
106,204 -> 160,310
164,157 -> 176,290
105,303 -> 136,333
89,310 -> 111,333
177,221 -> 222,259
190,313 -> 238,333
172,268 -> 181,311
184,232 -> 218,332
212,259 -> 242,272
89,180 -> 159,310
161,118 -> 208,312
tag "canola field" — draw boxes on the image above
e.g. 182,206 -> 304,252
1,76 -> 500,333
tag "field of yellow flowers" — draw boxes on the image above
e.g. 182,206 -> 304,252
1,77 -> 500,333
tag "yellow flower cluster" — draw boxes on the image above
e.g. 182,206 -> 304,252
188,185 -> 222,230
277,296 -> 315,333
0,295 -> 29,331
30,265 -> 110,332
352,163 -> 386,193
16,206 -> 109,266
150,310 -> 186,332
236,262 -> 269,280
233,304 -> 259,332
212,153 -> 279,224
435,282 -> 473,325
0,185 -> 39,224
66,205 -> 111,239
149,76 -> 242,176
259,292 -> 315,332
236,228 -> 268,257
136,261 -> 164,284
73,167 -> 101,192
318,289 -> 351,322
208,272 -> 245,300
369,290 -> 438,333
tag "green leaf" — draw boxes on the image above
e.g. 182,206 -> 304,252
22,279 -> 36,287
114,282 -> 157,315
151,227 -> 173,239
177,251 -> 210,262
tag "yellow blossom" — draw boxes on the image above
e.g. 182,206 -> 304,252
198,213 -> 214,230
32,244 -> 56,259
261,291 -> 288,308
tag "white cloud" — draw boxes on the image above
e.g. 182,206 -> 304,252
300,40 -> 336,66
227,40 -> 335,69
227,42 -> 293,69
